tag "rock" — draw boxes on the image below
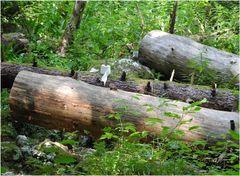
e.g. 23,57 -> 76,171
16,135 -> 29,147
112,58 -> 154,79
132,51 -> 139,60
32,149 -> 46,160
1,32 -> 29,53
77,147 -> 96,160
1,172 -> 16,176
20,145 -> 32,157
79,135 -> 94,148
46,153 -> 56,162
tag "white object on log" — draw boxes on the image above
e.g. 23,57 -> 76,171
138,30 -> 240,83
100,64 -> 111,74
89,67 -> 99,73
170,69 -> 175,82
100,64 -> 111,86
10,71 -> 239,141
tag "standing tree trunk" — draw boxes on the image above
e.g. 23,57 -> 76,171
57,0 -> 86,57
168,1 -> 178,34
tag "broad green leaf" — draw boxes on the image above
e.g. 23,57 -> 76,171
144,118 -> 163,125
124,124 -> 136,132
100,132 -> 118,140
188,125 -> 200,131
164,112 -> 181,119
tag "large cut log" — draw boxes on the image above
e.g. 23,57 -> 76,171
138,30 -> 240,83
2,63 -> 238,111
10,71 -> 239,141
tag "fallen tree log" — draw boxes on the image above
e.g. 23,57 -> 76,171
10,71 -> 239,141
2,63 -> 238,111
138,30 -> 240,83
1,63 -> 69,88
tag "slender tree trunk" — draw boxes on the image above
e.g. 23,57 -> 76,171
57,0 -> 86,57
135,3 -> 145,38
169,1 -> 178,34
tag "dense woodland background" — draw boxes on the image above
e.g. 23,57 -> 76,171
1,1 -> 239,175
2,1 -> 239,69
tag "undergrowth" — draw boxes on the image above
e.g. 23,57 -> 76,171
1,88 -> 239,175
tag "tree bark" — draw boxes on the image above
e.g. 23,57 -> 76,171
10,71 -> 239,141
1,63 -> 69,89
169,1 -> 178,34
138,30 -> 240,83
57,0 -> 86,57
1,63 -> 238,111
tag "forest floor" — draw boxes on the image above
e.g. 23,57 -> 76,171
1,68 -> 239,175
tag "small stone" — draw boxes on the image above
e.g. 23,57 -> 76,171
79,135 -> 94,148
46,153 -> 56,162
20,145 -> 32,157
113,58 -> 154,79
16,135 -> 29,147
2,172 -> 15,176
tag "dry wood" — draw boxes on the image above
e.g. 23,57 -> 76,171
2,63 -> 238,111
10,71 -> 239,141
138,30 -> 240,83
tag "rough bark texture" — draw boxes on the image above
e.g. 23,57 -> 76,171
138,30 -> 240,83
58,0 -> 86,56
1,63 -> 238,111
1,63 -> 69,89
10,71 -> 239,141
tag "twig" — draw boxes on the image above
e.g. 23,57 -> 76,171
135,2 -> 145,37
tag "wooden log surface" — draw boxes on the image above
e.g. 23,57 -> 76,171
1,63 -> 68,88
1,63 -> 238,111
138,30 -> 240,83
10,71 -> 239,141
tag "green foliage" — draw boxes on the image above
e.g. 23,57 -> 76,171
79,97 -> 239,175
2,1 -> 239,74
24,157 -> 55,175
54,155 -> 76,165
1,89 -> 10,120
1,142 -> 22,162
187,56 -> 236,88
1,1 -> 239,174
1,166 -> 8,174
1,89 -> 17,139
